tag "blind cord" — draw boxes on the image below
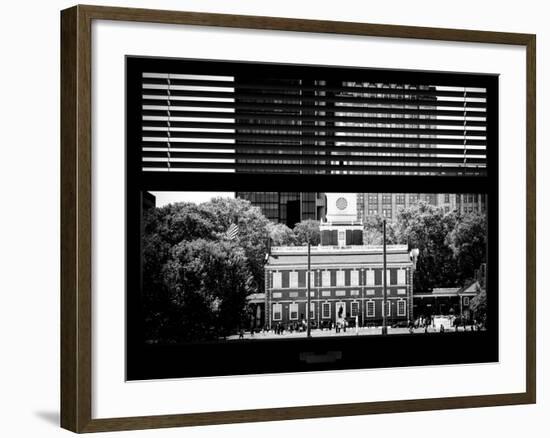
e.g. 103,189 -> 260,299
167,74 -> 171,172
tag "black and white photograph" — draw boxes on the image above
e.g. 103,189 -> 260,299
141,191 -> 488,343
125,55 -> 498,379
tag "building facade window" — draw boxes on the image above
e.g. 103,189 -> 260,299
322,271 -> 331,287
309,271 -> 315,287
397,269 -> 406,285
366,301 -> 375,317
309,302 -> 315,319
397,300 -> 406,316
322,302 -> 331,319
289,271 -> 298,288
351,301 -> 359,317
383,209 -> 392,218
350,270 -> 359,286
396,194 -> 405,204
338,230 -> 345,243
335,302 -> 346,319
289,303 -> 299,320
336,270 -> 345,286
463,296 -> 470,306
382,194 -> 392,204
272,272 -> 282,289
272,303 -> 282,321
368,209 -> 378,216
366,270 -> 375,286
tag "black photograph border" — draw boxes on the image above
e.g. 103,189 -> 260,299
125,56 -> 499,380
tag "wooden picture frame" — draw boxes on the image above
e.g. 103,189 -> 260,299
60,4 -> 536,433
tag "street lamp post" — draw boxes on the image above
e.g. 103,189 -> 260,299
307,239 -> 311,338
382,219 -> 388,335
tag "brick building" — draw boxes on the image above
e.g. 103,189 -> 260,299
264,245 -> 414,328
263,193 -> 416,329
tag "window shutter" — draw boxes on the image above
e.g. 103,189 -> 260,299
139,61 -> 490,177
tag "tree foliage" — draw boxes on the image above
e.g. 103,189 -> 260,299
469,288 -> 487,324
141,197 -> 270,343
447,212 -> 487,284
362,215 -> 399,245
393,202 -> 458,291
268,222 -> 297,246
362,202 -> 488,292
161,239 -> 253,341
294,219 -> 321,245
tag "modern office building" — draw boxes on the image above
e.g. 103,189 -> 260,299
357,193 -> 487,222
236,191 -> 325,227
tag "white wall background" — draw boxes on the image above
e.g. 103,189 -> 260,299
0,0 -> 546,436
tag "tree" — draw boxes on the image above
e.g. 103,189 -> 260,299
201,197 -> 271,293
268,222 -> 297,246
362,215 -> 400,245
162,239 -> 254,341
394,202 -> 458,291
448,212 -> 487,285
141,197 -> 271,342
469,288 -> 487,326
294,220 -> 321,245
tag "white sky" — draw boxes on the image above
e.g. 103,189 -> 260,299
151,191 -> 235,207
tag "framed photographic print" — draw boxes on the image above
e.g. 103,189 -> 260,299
60,4 -> 536,433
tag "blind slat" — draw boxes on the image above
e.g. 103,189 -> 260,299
142,142 -> 487,156
142,150 -> 487,165
142,77 -> 487,98
142,110 -> 487,127
142,120 -> 486,137
142,89 -> 486,108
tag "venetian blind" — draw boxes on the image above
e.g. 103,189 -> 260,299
140,63 -> 489,176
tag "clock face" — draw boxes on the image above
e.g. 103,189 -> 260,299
336,197 -> 348,211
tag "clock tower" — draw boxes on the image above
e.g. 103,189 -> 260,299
320,193 -> 364,247
325,193 -> 358,224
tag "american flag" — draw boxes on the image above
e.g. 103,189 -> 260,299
225,222 -> 239,240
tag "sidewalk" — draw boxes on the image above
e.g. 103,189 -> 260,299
226,325 -> 479,340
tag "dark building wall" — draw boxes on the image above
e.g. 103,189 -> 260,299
142,191 -> 156,210
236,191 -> 322,227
